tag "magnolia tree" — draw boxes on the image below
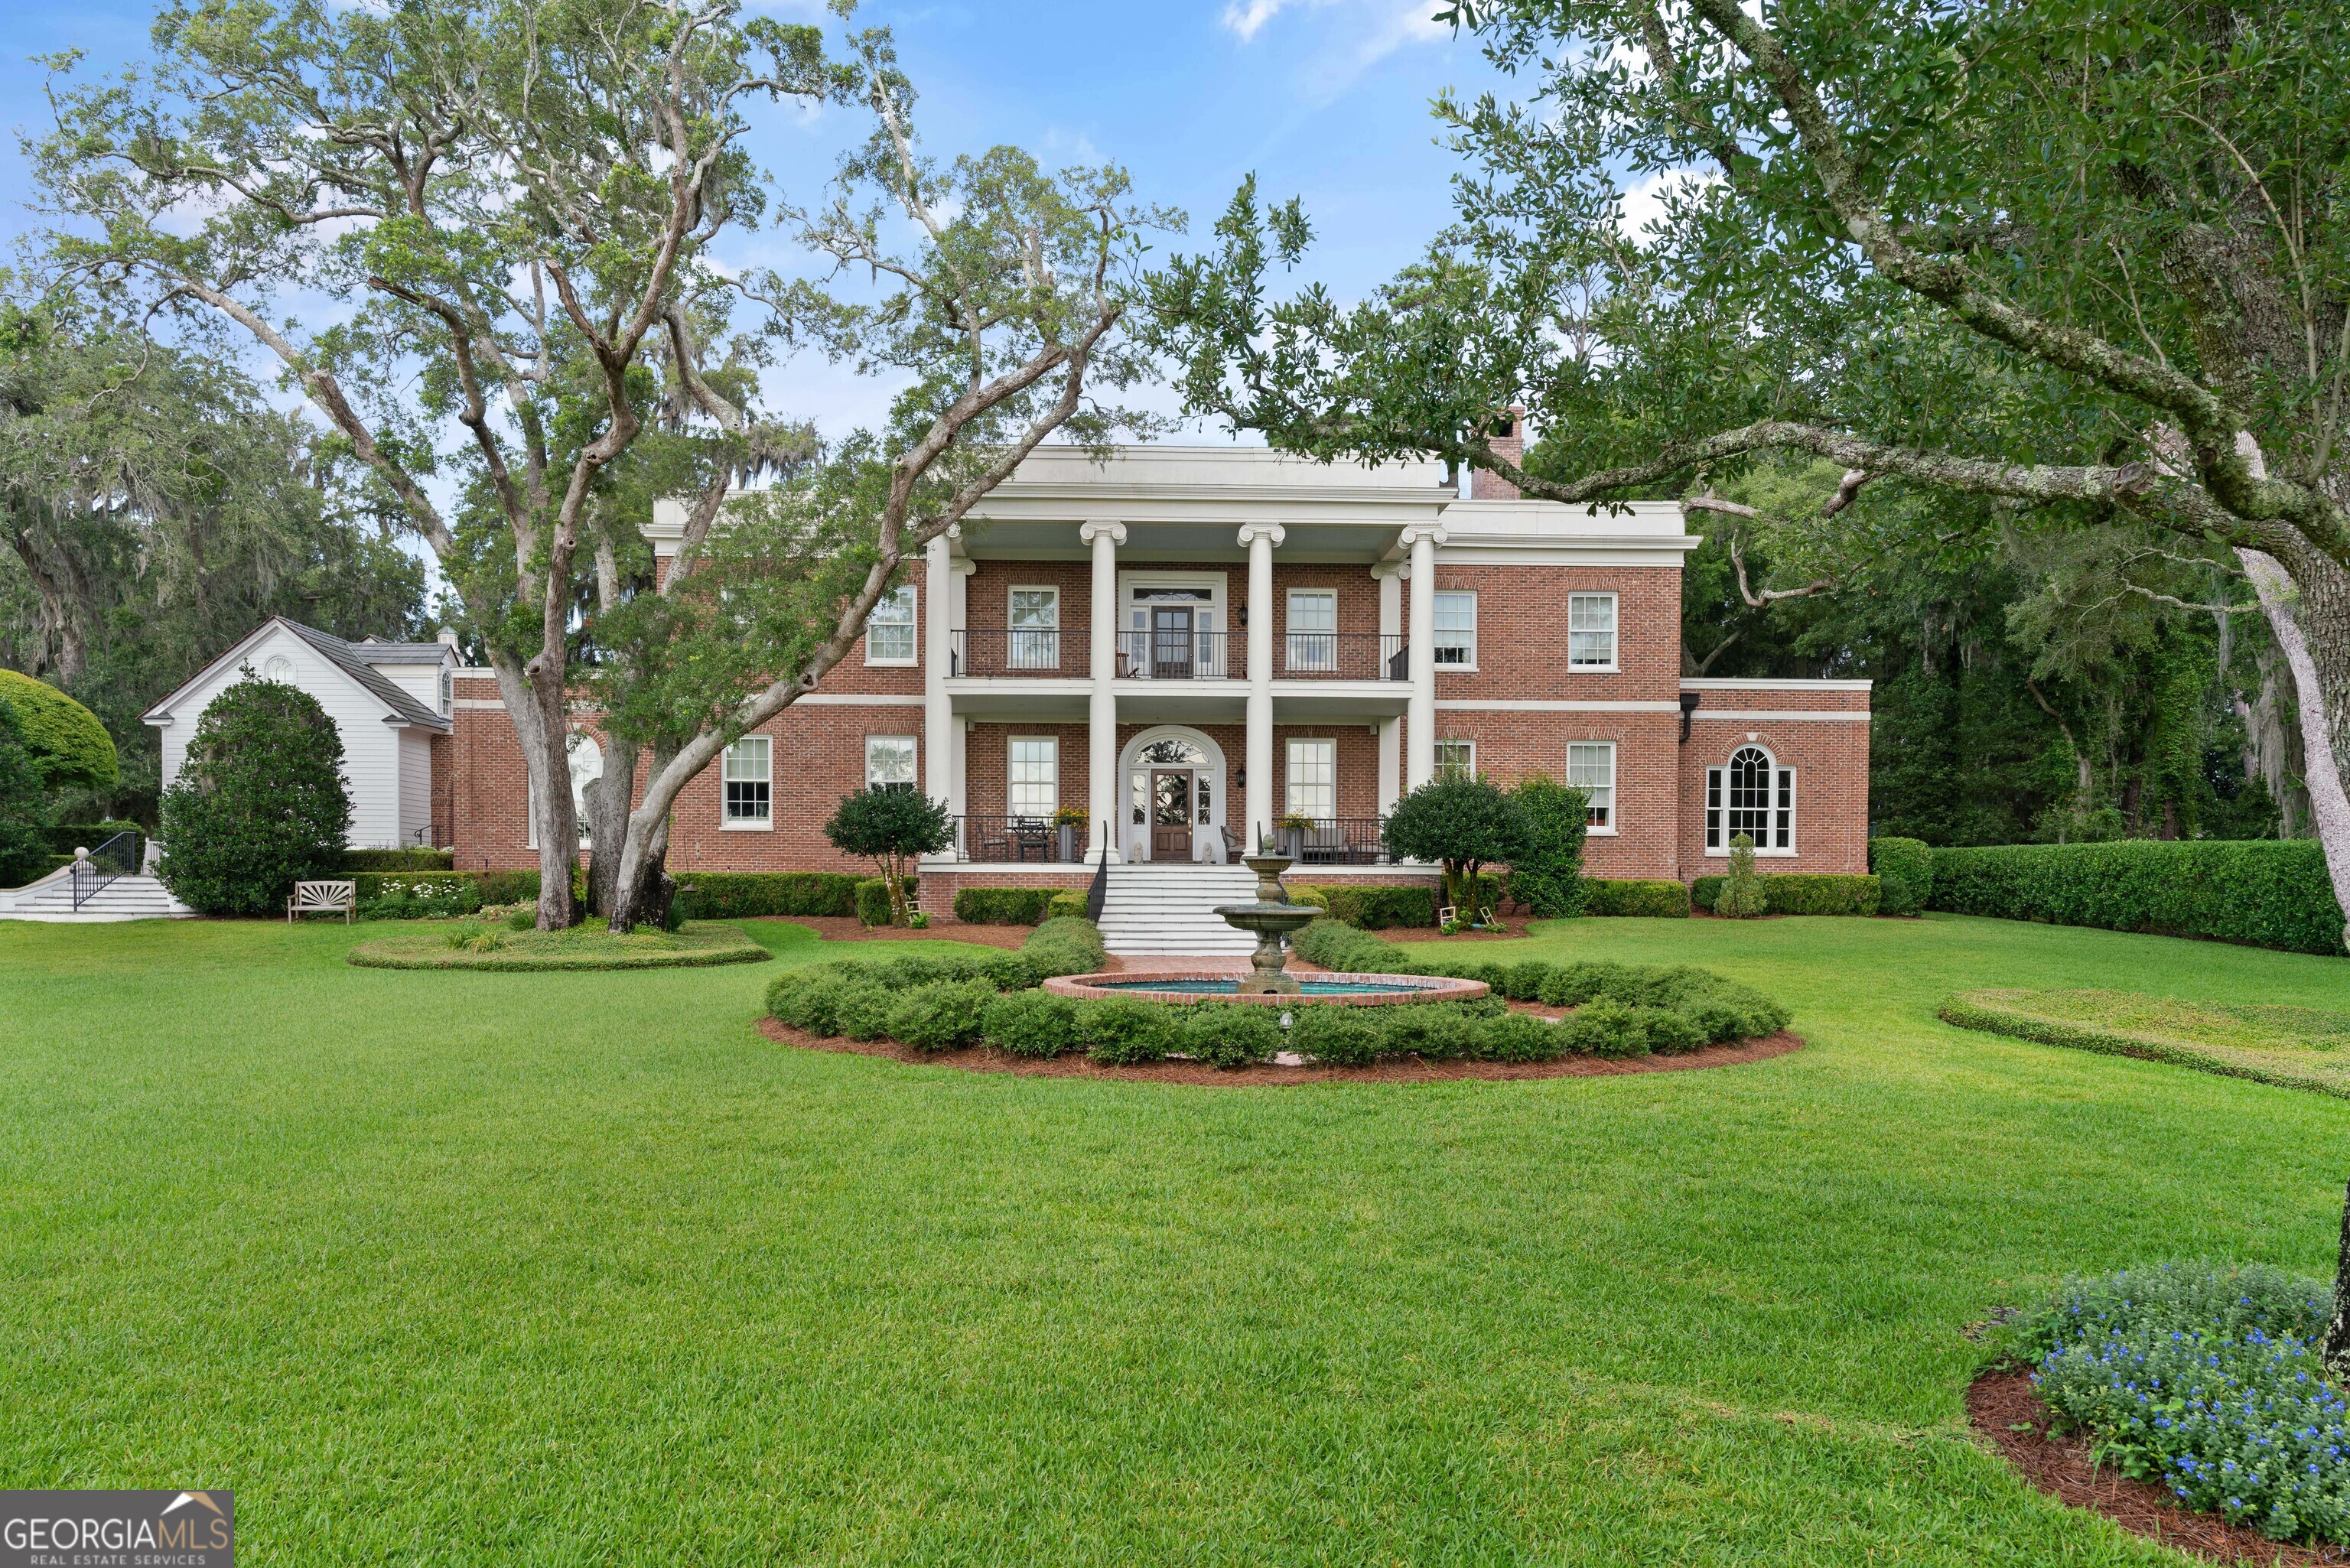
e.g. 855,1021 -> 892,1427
37,0 -> 1165,932
1144,0 -> 2350,945
1142,0 -> 2350,1374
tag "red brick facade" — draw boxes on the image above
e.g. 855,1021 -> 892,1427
441,489 -> 1871,896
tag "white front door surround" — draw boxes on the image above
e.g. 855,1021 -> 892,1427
1118,725 -> 1228,864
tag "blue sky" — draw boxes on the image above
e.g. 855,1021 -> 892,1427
0,0 -> 1516,441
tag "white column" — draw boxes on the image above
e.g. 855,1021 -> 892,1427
1378,719 -> 1401,815
923,535 -> 956,835
1080,521 -> 1125,860
947,559 -> 975,819
1402,525 -> 1445,790
1239,522 -> 1284,847
1372,561 -> 1404,815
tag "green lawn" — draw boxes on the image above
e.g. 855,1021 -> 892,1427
2,912 -> 2345,1564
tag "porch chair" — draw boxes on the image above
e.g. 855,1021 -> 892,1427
1007,818 -> 1055,862
287,880 -> 356,923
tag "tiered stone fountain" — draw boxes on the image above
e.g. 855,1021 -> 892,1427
1210,851 -> 1322,994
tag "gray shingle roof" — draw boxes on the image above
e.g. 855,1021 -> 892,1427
278,620 -> 451,730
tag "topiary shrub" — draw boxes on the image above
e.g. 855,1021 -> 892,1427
1385,774 -> 1526,916
1045,890 -> 1087,922
1930,841 -> 2347,955
1714,835 -> 1767,917
0,701 -> 51,887
980,989 -> 1080,1057
1021,916 -> 1106,978
885,978 -> 998,1052
952,886 -> 1059,925
1479,1013 -> 1564,1063
1288,1004 -> 1382,1067
1284,884 -> 1329,910
853,876 -> 918,927
1580,878 -> 1691,917
0,668 -> 116,792
1869,837 -> 1933,917
1077,997 -> 1176,1065
158,675 -> 352,916
1177,1004 -> 1284,1069
1290,917 -> 1409,972
1506,773 -> 1590,918
825,786 -> 952,926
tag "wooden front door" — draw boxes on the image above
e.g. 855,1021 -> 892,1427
1150,769 -> 1193,860
1151,605 -> 1194,679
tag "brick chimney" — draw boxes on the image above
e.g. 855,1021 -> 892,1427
1470,405 -> 1525,499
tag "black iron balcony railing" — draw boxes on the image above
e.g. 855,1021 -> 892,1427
950,627 -> 1068,677
1281,632 -> 1408,681
1271,816 -> 1392,866
955,815 -> 1089,864
1117,629 -> 1238,680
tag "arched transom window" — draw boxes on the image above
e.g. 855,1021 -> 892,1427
1705,745 -> 1795,853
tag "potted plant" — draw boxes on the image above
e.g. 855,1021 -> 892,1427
1052,804 -> 1089,861
1276,812 -> 1316,859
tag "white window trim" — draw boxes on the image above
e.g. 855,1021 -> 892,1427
1431,589 -> 1478,672
865,734 -> 919,789
864,584 -> 919,668
1567,592 -> 1620,674
1567,740 -> 1617,836
1006,586 -> 1062,672
721,735 -> 773,831
1703,745 -> 1799,857
1284,736 -> 1337,819
1284,587 -> 1340,672
1433,737 -> 1476,781
1007,734 -> 1060,819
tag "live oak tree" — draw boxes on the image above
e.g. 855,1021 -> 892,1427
36,0 -> 1164,932
1144,0 -> 2350,947
1383,773 -> 1526,918
822,784 -> 950,928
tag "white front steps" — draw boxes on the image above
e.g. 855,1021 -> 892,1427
1095,863 -> 1262,957
0,870 -> 197,922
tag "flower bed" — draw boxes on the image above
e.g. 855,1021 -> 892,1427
2010,1262 -> 2350,1546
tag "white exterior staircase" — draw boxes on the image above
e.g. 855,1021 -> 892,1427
0,868 -> 197,922
1095,863 -> 1261,958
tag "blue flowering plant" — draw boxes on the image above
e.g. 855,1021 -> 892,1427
2014,1262 -> 2348,1543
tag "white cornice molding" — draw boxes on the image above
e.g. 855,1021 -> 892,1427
1681,677 -> 1874,691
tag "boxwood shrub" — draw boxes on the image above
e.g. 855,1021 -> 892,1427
1076,997 -> 1175,1065
952,886 -> 1059,925
1045,891 -> 1088,922
1290,917 -> 1410,972
853,876 -> 919,926
1688,872 -> 1882,916
1930,840 -> 2347,955
1177,1004 -> 1284,1069
338,847 -> 455,873
981,989 -> 1080,1058
1580,878 -> 1691,917
885,978 -> 998,1052
1022,916 -> 1108,978
1869,837 -> 1933,916
672,871 -> 861,920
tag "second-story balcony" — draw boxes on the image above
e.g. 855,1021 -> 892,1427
1118,629 -> 1238,681
1281,632 -> 1407,682
952,628 -> 1068,677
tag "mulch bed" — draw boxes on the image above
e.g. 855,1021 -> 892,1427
747,916 -> 1035,950
1967,1368 -> 2350,1565
755,1016 -> 1804,1085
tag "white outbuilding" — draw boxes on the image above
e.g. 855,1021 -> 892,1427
142,617 -> 455,850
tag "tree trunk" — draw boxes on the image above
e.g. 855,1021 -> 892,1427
2240,544 -> 2350,947
2239,642 -> 2310,838
2329,1176 -> 2350,1388
490,656 -> 578,930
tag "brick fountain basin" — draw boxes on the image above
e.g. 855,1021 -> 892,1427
1043,971 -> 1490,1007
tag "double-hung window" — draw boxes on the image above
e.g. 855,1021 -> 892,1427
1285,737 -> 1336,820
1286,590 -> 1336,672
723,736 -> 772,826
1567,741 -> 1616,831
1434,739 -> 1476,782
1008,737 -> 1058,818
866,585 -> 916,665
866,735 -> 917,792
1432,591 -> 1476,667
1567,594 -> 1617,669
1008,587 -> 1059,671
1705,745 -> 1795,852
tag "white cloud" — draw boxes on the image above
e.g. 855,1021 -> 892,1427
1616,166 -> 1721,240
1220,0 -> 1453,109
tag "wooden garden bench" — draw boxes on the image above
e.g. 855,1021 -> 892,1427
286,880 -> 356,923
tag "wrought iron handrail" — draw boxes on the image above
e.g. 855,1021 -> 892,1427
1116,629 -> 1238,680
953,814 -> 1089,864
1280,632 -> 1408,681
1271,816 -> 1391,866
1085,843 -> 1109,922
949,627 -> 1066,677
71,829 -> 141,910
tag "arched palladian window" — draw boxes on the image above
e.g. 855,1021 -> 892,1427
1704,744 -> 1794,853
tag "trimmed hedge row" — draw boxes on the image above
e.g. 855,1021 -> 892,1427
1928,841 -> 2347,956
1284,876 -> 1505,929
1869,837 -> 1932,916
338,847 -> 455,873
1936,991 -> 2350,1099
1689,872 -> 1881,916
852,876 -> 919,926
673,871 -> 861,920
1580,878 -> 1691,917
952,886 -> 1059,925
